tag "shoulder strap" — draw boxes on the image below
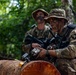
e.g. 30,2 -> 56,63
67,24 -> 76,29
62,24 -> 76,37
59,24 -> 76,48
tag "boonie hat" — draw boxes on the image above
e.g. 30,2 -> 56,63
32,8 -> 49,20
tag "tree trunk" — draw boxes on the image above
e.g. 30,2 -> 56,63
0,60 -> 21,75
0,60 -> 61,75
21,60 -> 61,75
61,0 -> 74,24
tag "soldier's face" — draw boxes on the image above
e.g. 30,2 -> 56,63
36,11 -> 45,23
49,18 -> 65,33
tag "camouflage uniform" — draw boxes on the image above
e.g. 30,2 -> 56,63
22,8 -> 52,53
22,9 -> 51,52
22,25 -> 52,53
55,27 -> 76,75
46,8 -> 76,75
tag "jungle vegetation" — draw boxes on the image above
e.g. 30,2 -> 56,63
0,0 -> 76,59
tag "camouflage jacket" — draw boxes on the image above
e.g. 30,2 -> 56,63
55,27 -> 76,75
22,25 -> 52,53
56,28 -> 76,58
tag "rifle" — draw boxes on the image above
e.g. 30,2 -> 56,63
23,31 -> 61,61
24,34 -> 50,49
23,24 -> 76,62
23,34 -> 53,61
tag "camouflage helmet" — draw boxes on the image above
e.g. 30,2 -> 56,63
32,8 -> 49,20
45,8 -> 68,23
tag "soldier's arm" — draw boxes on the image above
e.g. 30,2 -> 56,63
22,30 -> 32,53
55,29 -> 76,58
22,44 -> 32,53
37,29 -> 76,59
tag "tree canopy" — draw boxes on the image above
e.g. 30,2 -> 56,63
0,0 -> 76,59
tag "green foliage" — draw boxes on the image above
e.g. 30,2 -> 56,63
0,0 -> 75,59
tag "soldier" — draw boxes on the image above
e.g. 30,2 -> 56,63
37,8 -> 76,75
22,8 -> 52,53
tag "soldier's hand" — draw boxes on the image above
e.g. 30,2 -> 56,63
37,47 -> 46,58
32,43 -> 41,48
